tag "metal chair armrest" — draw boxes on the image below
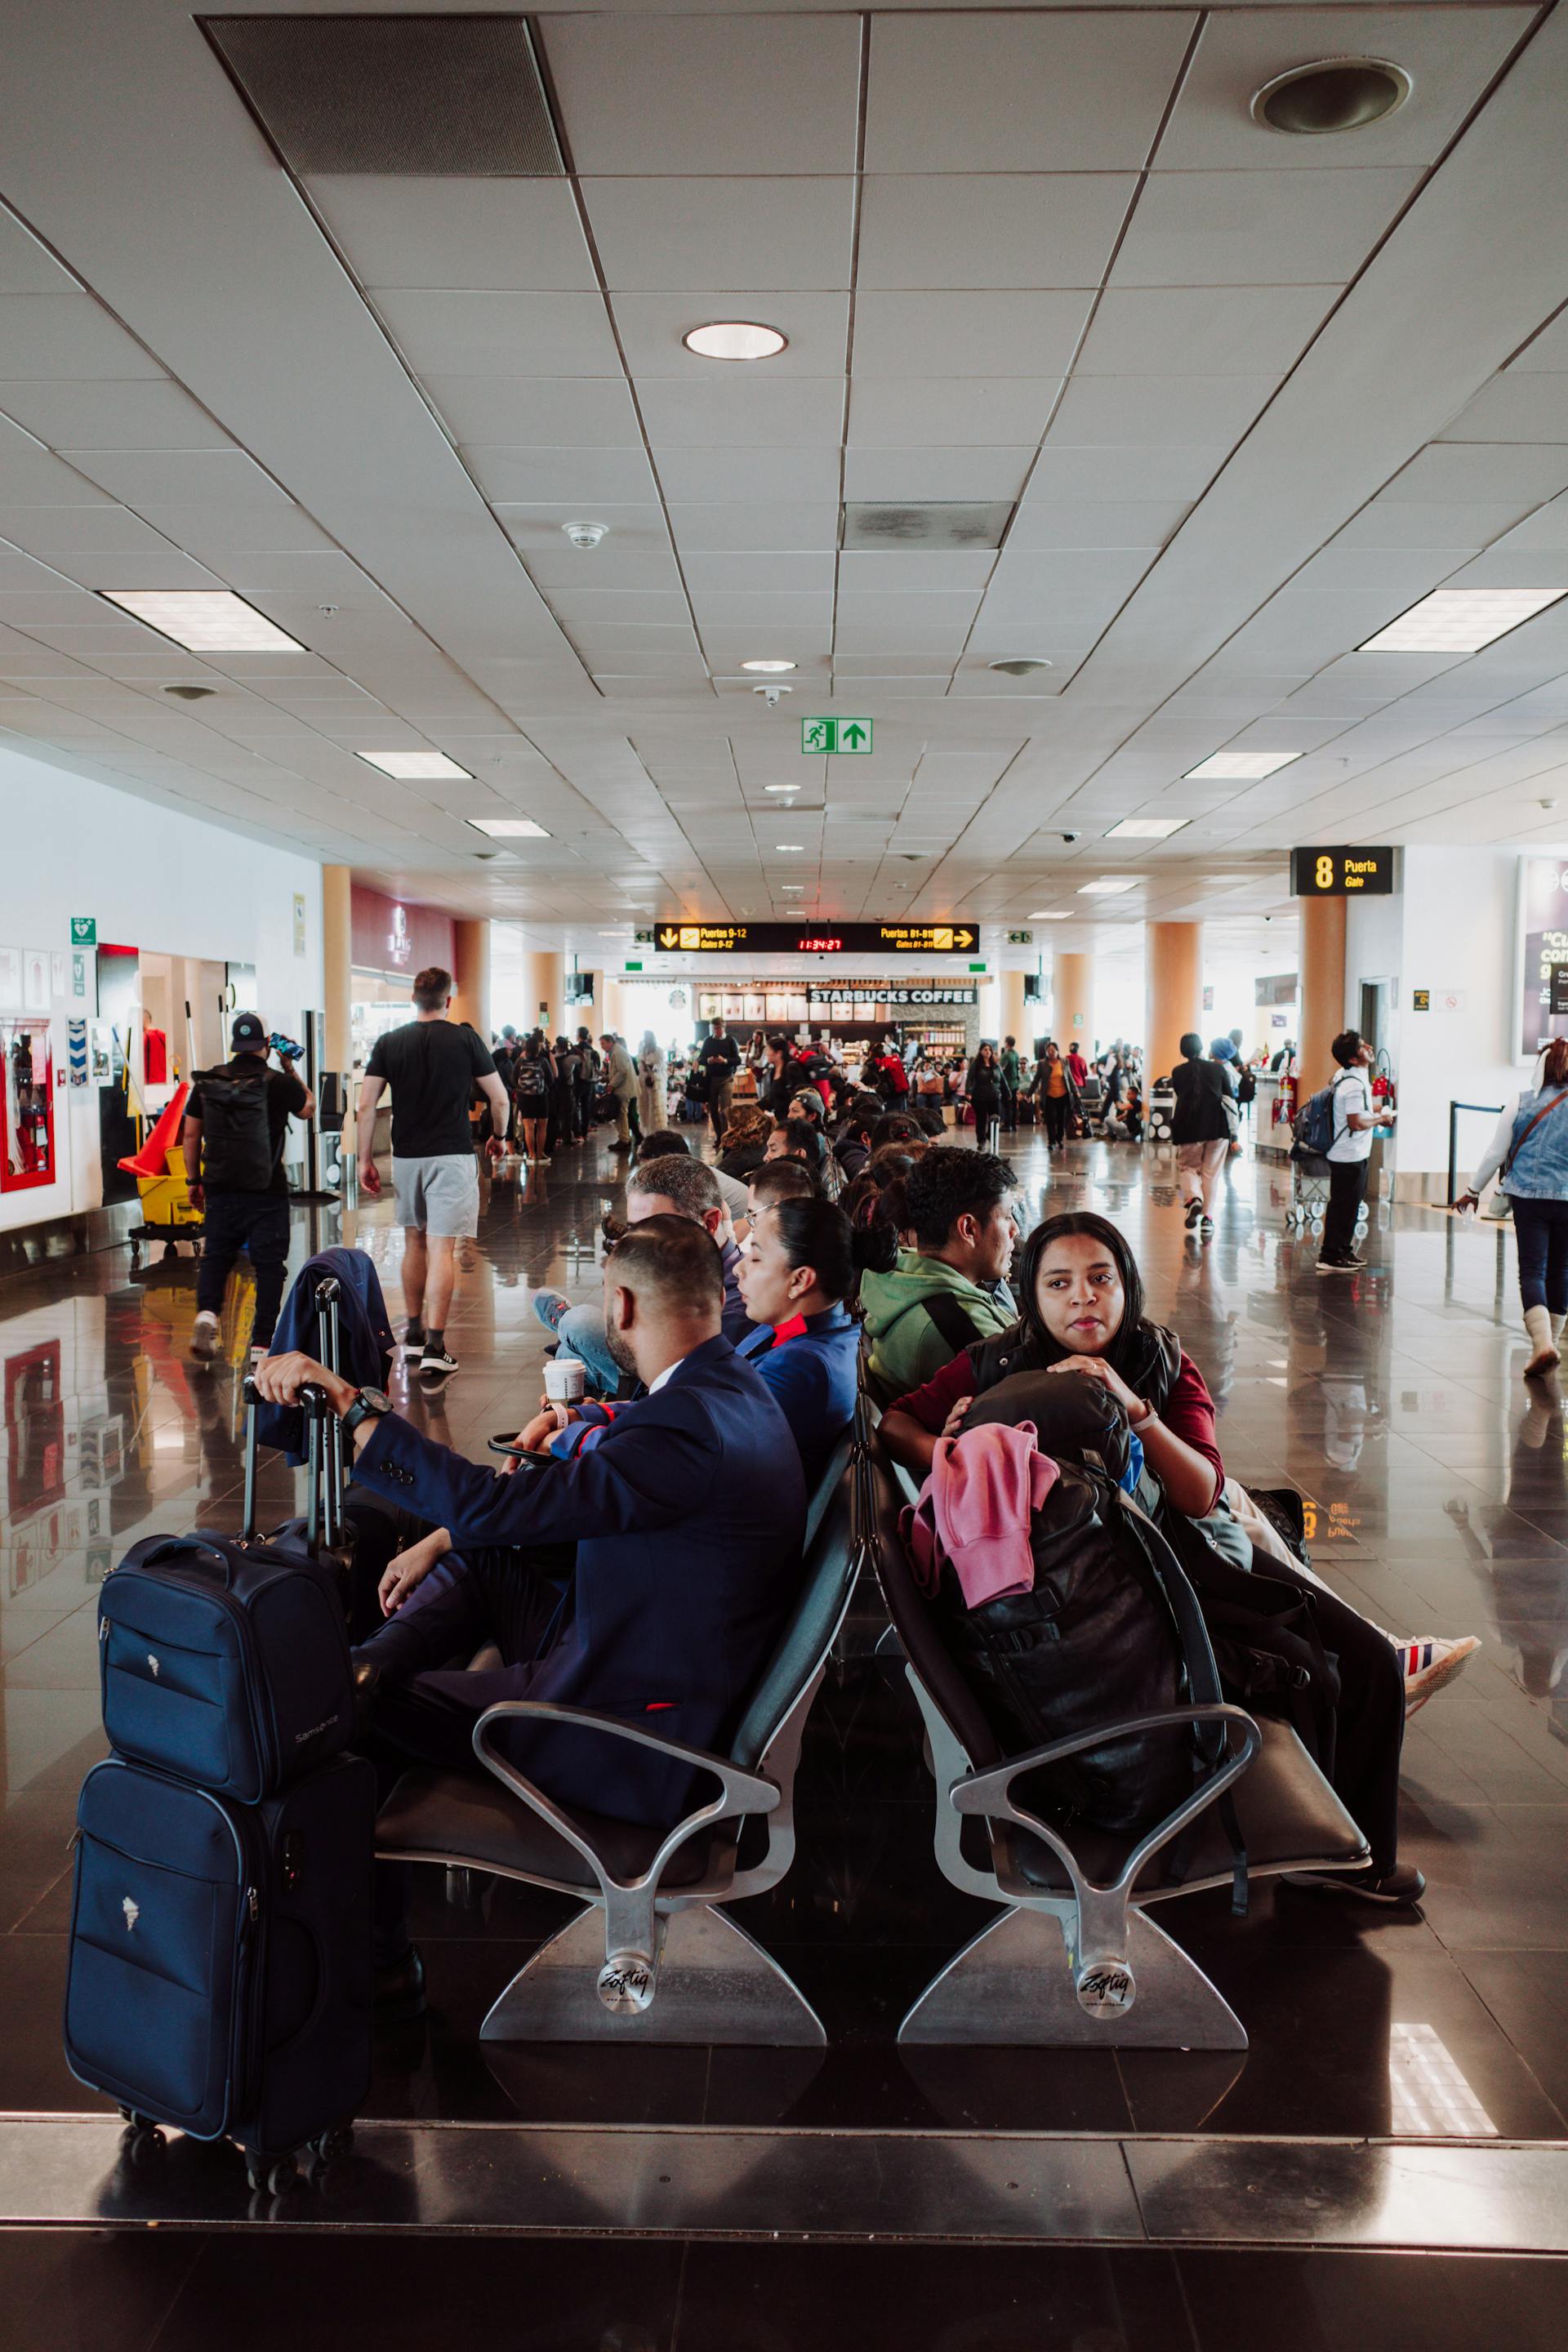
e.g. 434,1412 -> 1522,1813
951,1701 -> 1262,1901
470,1699 -> 780,1907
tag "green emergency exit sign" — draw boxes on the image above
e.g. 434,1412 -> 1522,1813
801,717 -> 871,755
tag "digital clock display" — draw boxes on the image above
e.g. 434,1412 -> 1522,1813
796,935 -> 844,951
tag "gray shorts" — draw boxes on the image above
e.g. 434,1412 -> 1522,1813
391,1152 -> 479,1239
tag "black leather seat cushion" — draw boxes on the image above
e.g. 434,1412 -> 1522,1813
376,1769 -> 715,1891
1006,1717 -> 1368,1892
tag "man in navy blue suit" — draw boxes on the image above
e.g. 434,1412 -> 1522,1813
254,1216 -> 806,2015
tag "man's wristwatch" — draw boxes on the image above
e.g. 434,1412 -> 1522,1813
341,1387 -> 393,1437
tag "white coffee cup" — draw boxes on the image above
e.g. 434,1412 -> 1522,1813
543,1356 -> 586,1405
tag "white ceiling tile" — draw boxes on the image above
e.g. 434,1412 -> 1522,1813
987,549 -> 1152,601
305,176 -> 596,292
473,448 -> 657,503
1112,169 -> 1422,288
638,378 -> 844,450
0,296 -> 166,379
374,291 -> 621,378
583,180 -> 855,293
0,504 -> 178,554
1438,373 -> 1568,445
1076,287 -> 1336,377
1047,375 -> 1278,449
859,176 -> 1134,292
853,292 -> 1091,382
58,448 -> 292,507
420,376 -> 641,446
848,377 -> 1058,449
1386,443 -> 1568,506
1023,447 -> 1222,501
523,544 -> 684,593
1005,499 -> 1191,551
1492,494 -> 1568,555
610,291 -> 848,379
494,503 -> 671,554
866,14 -> 1196,173
36,547 -> 220,592
0,378 -> 233,452
0,212 -> 79,295
542,16 -> 862,176
1336,499 -> 1529,550
137,507 -> 339,556
837,552 -> 996,594
841,448 -> 1032,502
547,590 -> 693,630
654,447 -> 841,503
690,590 -> 835,632
1156,8 -> 1535,173
668,502 -> 840,553
681,551 -> 836,594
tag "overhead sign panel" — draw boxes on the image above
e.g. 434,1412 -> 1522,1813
1290,847 -> 1395,897
651,920 -> 978,955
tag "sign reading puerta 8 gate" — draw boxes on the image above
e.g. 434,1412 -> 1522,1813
1519,856 -> 1568,1056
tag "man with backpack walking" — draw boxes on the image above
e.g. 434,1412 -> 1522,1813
183,1013 -> 312,1364
1309,1028 -> 1392,1273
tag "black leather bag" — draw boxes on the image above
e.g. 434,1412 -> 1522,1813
960,1370 -> 1135,1486
1156,1508 -> 1340,1775
921,1450 -> 1210,1836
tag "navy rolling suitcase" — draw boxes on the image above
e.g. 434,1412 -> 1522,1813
64,1751 -> 373,2191
67,1370 -> 373,2191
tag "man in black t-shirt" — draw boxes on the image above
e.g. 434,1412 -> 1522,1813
697,1018 -> 741,1143
183,1012 -> 311,1365
358,966 -> 510,1379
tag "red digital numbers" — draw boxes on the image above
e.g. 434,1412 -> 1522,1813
798,935 -> 843,951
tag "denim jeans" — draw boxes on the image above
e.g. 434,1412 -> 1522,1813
1511,1193 -> 1568,1314
553,1303 -> 623,1396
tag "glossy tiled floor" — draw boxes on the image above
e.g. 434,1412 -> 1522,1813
5,1121 -> 1568,2156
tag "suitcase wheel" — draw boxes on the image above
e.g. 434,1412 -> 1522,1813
306,2124 -> 354,2166
246,2151 -> 299,2197
118,2109 -> 166,2157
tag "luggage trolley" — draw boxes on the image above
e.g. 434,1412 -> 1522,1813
1285,1150 -> 1370,1240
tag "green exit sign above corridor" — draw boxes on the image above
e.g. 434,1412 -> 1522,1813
801,717 -> 871,755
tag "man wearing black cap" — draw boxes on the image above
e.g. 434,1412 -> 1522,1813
181,1013 -> 312,1364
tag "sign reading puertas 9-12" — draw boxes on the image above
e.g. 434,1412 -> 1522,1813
1290,847 -> 1395,897
1520,855 -> 1568,1054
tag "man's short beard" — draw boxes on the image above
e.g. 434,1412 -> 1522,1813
605,1323 -> 636,1376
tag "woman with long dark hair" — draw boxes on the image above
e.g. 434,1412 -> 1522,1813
880,1208 -> 1426,1904
511,1028 -> 555,1164
965,1040 -> 1003,1152
1031,1041 -> 1077,1151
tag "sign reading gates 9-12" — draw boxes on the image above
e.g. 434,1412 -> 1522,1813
1521,856 -> 1568,1054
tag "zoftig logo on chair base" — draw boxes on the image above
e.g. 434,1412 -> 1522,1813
1076,1960 -> 1134,2015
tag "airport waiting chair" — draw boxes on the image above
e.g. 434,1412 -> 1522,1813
374,1430 -> 861,2046
866,1447 -> 1370,2051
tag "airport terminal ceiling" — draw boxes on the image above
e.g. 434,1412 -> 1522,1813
2,4 -> 1568,952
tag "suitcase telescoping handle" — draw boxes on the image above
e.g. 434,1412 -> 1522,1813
240,1374 -> 341,1555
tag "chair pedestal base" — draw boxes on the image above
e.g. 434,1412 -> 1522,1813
479,1902 -> 826,2047
898,1904 -> 1248,2051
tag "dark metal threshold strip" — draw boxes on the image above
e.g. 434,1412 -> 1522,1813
2,2117 -> 1567,2251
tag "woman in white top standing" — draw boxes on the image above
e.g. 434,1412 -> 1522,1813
1457,1036 -> 1568,1378
635,1031 -> 666,1138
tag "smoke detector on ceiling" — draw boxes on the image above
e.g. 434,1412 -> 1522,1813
562,520 -> 608,550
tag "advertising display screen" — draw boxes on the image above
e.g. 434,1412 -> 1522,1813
1519,856 -> 1568,1056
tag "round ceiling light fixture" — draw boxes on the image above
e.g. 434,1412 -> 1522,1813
1251,57 -> 1411,136
988,657 -> 1054,677
163,683 -> 216,700
684,320 -> 787,363
741,658 -> 796,673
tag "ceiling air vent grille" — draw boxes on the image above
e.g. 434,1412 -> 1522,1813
841,501 -> 1013,552
203,15 -> 564,176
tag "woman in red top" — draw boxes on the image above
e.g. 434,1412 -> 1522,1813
880,1208 -> 1223,1517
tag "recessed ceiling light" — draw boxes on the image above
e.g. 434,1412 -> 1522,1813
764,783 -> 800,794
1106,816 -> 1189,840
1027,910 -> 1071,920
1251,57 -> 1412,136
1078,877 -> 1138,896
1357,588 -> 1568,653
465,814 -> 550,836
356,751 -> 472,782
776,843 -> 804,853
100,590 -> 304,653
742,659 -> 797,674
781,884 -> 805,893
988,657 -> 1054,677
1185,751 -> 1302,781
684,321 -> 787,363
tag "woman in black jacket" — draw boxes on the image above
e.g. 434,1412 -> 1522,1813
965,1041 -> 1004,1152
1169,1030 -> 1235,1236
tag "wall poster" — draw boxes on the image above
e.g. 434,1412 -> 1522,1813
1517,856 -> 1568,1058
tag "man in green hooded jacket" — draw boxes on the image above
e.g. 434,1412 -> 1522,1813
861,1145 -> 1018,1392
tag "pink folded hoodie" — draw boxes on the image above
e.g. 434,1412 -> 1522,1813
902,1421 -> 1060,1610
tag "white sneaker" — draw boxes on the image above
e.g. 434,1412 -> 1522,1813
1400,1635 -> 1482,1717
189,1310 -> 221,1363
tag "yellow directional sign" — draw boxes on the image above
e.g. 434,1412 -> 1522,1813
648,920 -> 978,955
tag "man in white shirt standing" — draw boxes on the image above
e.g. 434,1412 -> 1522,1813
1321,1029 -> 1394,1273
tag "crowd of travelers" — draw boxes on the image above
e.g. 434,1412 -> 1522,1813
250,985 -> 1490,2015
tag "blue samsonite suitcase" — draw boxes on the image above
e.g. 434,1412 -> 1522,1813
63,1751 -> 374,2191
